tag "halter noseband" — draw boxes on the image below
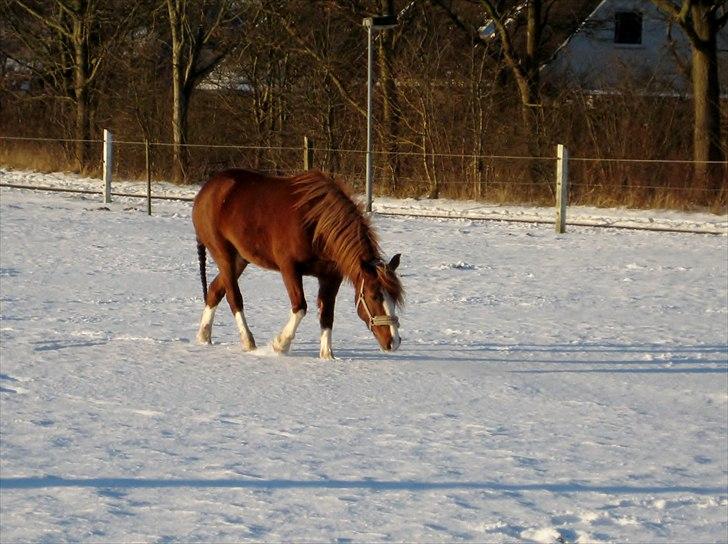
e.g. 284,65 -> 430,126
356,280 -> 399,330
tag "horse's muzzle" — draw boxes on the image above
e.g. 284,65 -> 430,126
386,336 -> 401,352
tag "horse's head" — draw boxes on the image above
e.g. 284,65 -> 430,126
355,254 -> 404,352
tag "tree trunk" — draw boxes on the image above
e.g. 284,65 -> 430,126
690,2 -> 724,191
169,5 -> 186,184
171,86 -> 190,183
470,46 -> 489,199
525,0 -> 541,105
324,77 -> 340,172
377,29 -> 401,193
514,1 -> 547,185
72,13 -> 90,171
73,68 -> 90,171
166,0 -> 233,183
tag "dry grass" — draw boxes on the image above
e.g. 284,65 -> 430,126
0,142 -> 78,174
1,139 -> 725,212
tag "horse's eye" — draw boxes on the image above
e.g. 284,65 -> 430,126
373,293 -> 383,302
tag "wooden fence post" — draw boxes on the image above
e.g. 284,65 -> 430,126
555,144 -> 569,234
303,136 -> 314,170
103,129 -> 113,203
145,139 -> 152,216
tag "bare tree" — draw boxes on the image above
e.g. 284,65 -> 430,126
270,2 -> 367,120
480,1 -> 541,116
165,0 -> 240,182
375,0 -> 420,191
650,0 -> 727,188
430,0 -> 556,186
478,0 -> 557,185
5,0 -> 136,169
270,1 -> 420,187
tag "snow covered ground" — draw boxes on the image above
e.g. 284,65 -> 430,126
1,169 -> 727,542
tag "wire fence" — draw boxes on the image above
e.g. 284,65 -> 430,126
1,133 -> 726,234
3,134 -> 728,162
4,134 -> 728,163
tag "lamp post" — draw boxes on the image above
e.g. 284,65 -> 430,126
362,14 -> 397,213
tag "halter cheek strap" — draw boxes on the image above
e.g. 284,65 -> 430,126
356,280 -> 400,330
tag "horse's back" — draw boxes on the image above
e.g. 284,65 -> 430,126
194,168 -> 282,206
194,168 -> 291,226
192,169 -> 311,269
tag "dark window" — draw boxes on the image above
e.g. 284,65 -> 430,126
614,11 -> 642,44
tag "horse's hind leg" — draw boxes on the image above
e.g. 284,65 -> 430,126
197,253 -> 255,350
196,269 -> 226,344
222,254 -> 255,351
272,266 -> 307,354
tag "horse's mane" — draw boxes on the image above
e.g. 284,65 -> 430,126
292,171 -> 403,305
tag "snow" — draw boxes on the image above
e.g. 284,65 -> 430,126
1,169 -> 727,542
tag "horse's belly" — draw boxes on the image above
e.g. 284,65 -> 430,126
232,227 -> 312,273
232,234 -> 280,271
241,250 -> 279,271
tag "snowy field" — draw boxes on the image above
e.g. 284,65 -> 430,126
1,169 -> 727,543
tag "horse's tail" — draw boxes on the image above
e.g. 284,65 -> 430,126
197,240 -> 208,303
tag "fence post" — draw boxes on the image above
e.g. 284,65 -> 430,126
102,129 -> 113,204
303,136 -> 314,171
145,139 -> 152,216
555,143 -> 569,234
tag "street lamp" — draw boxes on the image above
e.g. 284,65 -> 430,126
362,13 -> 397,213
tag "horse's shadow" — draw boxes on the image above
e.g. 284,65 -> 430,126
0,475 -> 724,496
31,339 -> 108,352
318,341 -> 728,374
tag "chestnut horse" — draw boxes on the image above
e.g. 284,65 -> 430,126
192,168 -> 403,359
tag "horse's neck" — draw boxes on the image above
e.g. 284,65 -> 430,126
308,200 -> 379,283
347,258 -> 378,287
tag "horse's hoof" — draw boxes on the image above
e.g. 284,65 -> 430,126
196,324 -> 212,345
272,336 -> 291,354
241,336 -> 256,351
319,349 -> 335,360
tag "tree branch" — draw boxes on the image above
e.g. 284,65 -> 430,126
14,0 -> 73,39
476,0 -> 528,85
717,0 -> 728,28
275,15 -> 367,119
650,0 -> 702,46
649,0 -> 688,21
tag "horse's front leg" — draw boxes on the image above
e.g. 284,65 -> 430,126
317,275 -> 342,359
272,267 -> 307,354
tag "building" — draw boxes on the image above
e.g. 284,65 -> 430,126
545,0 -> 728,96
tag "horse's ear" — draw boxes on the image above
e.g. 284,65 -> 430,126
388,253 -> 401,271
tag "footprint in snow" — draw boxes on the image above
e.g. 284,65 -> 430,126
439,262 -> 477,270
0,373 -> 29,394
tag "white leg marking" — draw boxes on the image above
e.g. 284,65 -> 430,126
196,305 -> 216,344
272,310 -> 305,354
319,328 -> 333,360
234,311 -> 256,351
382,292 -> 401,351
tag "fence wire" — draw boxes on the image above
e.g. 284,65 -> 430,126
4,134 -> 726,164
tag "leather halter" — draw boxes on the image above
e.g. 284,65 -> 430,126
356,279 -> 400,330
